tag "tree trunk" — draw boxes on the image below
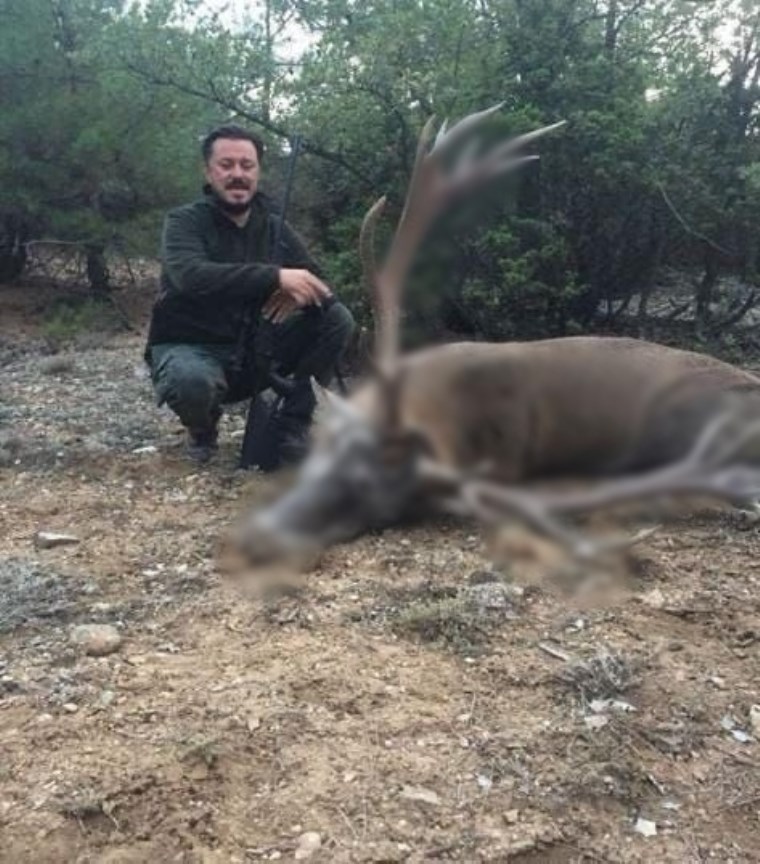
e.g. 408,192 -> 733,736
0,211 -> 28,283
604,0 -> 618,64
695,245 -> 719,336
637,206 -> 666,337
85,243 -> 110,294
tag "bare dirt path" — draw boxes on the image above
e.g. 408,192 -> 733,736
1,285 -> 758,863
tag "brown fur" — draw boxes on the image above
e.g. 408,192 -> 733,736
354,336 -> 760,481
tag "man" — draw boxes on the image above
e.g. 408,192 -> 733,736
145,124 -> 355,464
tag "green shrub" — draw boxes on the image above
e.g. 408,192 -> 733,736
41,298 -> 120,350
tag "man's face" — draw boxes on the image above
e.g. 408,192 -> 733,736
204,138 -> 260,212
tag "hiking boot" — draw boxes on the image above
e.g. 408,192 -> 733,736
276,378 -> 316,466
277,418 -> 311,466
186,425 -> 219,464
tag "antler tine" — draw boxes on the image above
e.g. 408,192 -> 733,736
434,118 -> 449,150
446,120 -> 567,195
360,197 -> 387,282
489,119 -> 568,161
395,113 -> 439,229
373,114 -> 438,372
430,102 -> 506,154
360,195 -> 407,380
359,195 -> 387,298
361,105 -> 564,375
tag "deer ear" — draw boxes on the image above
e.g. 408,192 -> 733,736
311,377 -> 361,423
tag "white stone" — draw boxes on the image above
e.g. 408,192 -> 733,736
70,624 -> 122,657
294,832 -> 322,860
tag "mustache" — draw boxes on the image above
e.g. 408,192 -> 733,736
225,180 -> 252,190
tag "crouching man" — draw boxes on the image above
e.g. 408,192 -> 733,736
145,124 -> 354,464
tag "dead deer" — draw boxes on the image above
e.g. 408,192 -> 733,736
239,104 -> 760,565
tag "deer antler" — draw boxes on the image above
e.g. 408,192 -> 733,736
419,401 -> 760,560
360,106 -> 566,376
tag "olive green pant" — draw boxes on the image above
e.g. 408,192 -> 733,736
149,302 -> 354,431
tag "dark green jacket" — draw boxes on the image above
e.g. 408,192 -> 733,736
146,190 -> 323,351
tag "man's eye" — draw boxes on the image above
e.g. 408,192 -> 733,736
241,162 -> 256,170
219,161 -> 233,169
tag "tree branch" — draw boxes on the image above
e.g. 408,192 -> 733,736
657,182 -> 733,257
122,62 -> 374,186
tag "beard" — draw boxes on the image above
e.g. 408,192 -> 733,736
219,197 -> 252,215
208,183 -> 255,215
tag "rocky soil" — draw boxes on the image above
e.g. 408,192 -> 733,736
0,283 -> 758,863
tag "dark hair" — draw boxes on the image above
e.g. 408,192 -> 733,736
201,124 -> 265,163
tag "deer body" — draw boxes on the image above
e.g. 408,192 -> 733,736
375,336 -> 760,482
241,335 -> 760,562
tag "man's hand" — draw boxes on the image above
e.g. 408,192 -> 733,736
279,268 -> 332,305
263,269 -> 333,324
262,289 -> 298,324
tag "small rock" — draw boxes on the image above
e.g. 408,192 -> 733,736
90,602 -> 113,614
294,831 -> 321,860
731,729 -> 752,744
750,705 -> 760,736
70,624 -> 122,657
465,582 -> 520,614
399,785 -> 440,806
584,715 -> 609,731
634,817 -> 657,838
62,703 -> 78,713
641,588 -> 665,609
98,689 -> 116,708
34,531 -> 80,550
565,617 -> 586,632
0,675 -> 22,694
468,570 -> 502,585
588,698 -> 635,715
503,809 -> 520,824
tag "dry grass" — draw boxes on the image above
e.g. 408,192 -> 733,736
39,354 -> 76,375
554,646 -> 639,702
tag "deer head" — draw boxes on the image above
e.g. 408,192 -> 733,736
239,105 -> 566,565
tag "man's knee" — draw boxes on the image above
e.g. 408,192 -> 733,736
169,365 -> 218,409
151,347 -> 227,429
323,301 -> 355,349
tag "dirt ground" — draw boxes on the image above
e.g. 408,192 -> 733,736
1,282 -> 758,863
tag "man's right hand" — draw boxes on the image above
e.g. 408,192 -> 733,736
277,268 -> 332,307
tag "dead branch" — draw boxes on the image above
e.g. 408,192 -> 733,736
657,183 -> 733,258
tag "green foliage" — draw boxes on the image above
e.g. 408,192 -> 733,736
457,220 -> 584,340
41,296 -> 119,349
0,0 -> 218,265
1,0 -> 759,341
